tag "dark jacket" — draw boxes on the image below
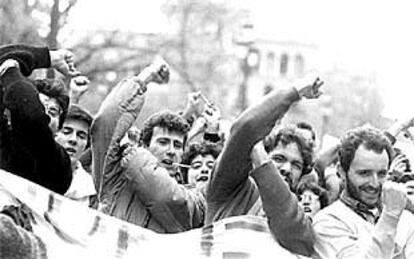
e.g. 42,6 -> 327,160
205,87 -> 315,256
0,44 -> 72,194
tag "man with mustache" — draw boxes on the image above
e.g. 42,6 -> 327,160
312,126 -> 414,258
205,78 -> 323,257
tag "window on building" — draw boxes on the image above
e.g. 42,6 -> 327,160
263,84 -> 274,95
266,52 -> 275,76
280,53 -> 289,76
295,54 -> 305,76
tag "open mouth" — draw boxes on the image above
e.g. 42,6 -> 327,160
161,159 -> 173,167
196,175 -> 209,182
303,207 -> 312,213
65,147 -> 76,156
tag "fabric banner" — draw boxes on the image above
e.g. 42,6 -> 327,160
0,169 -> 304,259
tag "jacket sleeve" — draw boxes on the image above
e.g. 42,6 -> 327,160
120,146 -> 205,231
206,87 -> 300,203
251,161 -> 315,256
313,208 -> 402,259
91,78 -> 146,197
1,66 -> 72,194
0,44 -> 51,76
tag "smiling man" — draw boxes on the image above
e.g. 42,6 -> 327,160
313,126 -> 414,258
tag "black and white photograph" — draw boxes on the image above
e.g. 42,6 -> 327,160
1,0 -> 414,258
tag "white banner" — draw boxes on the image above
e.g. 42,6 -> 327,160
0,169 -> 304,259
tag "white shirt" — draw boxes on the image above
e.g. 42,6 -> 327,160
64,163 -> 96,207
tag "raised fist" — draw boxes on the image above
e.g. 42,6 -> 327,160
70,75 -> 90,93
184,91 -> 204,118
382,181 -> 407,218
297,77 -> 324,99
50,49 -> 80,77
135,56 -> 170,85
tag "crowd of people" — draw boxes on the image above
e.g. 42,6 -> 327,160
0,43 -> 414,258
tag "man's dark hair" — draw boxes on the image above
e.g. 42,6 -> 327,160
140,110 -> 190,147
65,105 -> 93,147
33,78 -> 69,129
338,126 -> 393,173
297,178 -> 330,209
264,125 -> 314,175
180,141 -> 222,183
296,121 -> 316,142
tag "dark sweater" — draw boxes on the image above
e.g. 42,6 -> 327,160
0,44 -> 72,194
206,87 -> 315,256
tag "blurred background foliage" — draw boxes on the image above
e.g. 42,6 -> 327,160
0,0 -> 391,144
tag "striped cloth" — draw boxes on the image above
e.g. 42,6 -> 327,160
0,169 -> 306,259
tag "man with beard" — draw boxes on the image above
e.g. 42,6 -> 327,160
205,78 -> 323,257
312,126 -> 414,258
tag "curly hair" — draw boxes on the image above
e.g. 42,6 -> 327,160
180,141 -> 222,183
264,125 -> 314,175
33,78 -> 69,129
140,110 -> 190,147
338,126 -> 393,173
297,178 -> 330,209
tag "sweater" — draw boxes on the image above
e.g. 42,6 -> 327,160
0,44 -> 72,194
206,87 -> 315,256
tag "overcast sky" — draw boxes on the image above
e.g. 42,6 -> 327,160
65,0 -> 414,119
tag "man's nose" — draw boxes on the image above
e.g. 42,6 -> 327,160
166,144 -> 176,156
68,132 -> 77,145
280,162 -> 292,175
302,195 -> 311,205
369,173 -> 380,187
200,169 -> 209,175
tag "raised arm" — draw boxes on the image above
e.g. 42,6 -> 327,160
91,58 -> 169,194
0,45 -> 77,194
313,181 -> 408,259
207,78 -> 324,202
250,141 -> 315,256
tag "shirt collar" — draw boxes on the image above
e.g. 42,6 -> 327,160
340,191 -> 381,224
